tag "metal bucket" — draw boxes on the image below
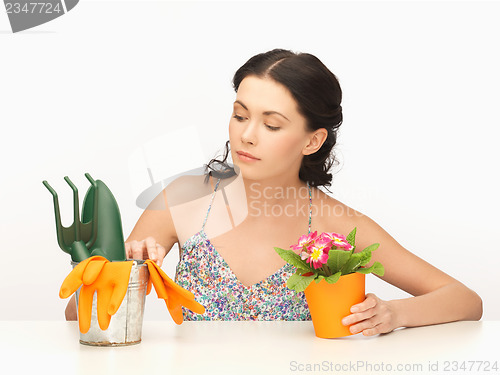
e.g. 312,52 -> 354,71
71,259 -> 149,346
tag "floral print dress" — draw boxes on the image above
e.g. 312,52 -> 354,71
174,176 -> 312,321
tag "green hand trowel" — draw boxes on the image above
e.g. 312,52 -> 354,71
43,173 -> 127,262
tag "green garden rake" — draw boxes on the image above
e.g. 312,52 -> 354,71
43,173 -> 127,262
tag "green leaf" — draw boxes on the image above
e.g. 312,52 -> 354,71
340,252 -> 361,275
357,243 -> 379,267
360,243 -> 380,253
295,268 -> 311,276
340,251 -> 372,275
358,250 -> 373,267
354,267 -> 370,274
315,275 -> 325,284
324,271 -> 342,284
286,273 -> 316,292
274,247 -> 311,271
346,227 -> 357,248
371,262 -> 385,276
356,261 -> 385,276
326,249 -> 352,274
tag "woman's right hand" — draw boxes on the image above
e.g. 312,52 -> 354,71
125,237 -> 167,266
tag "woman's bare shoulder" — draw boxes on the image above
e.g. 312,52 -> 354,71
165,174 -> 212,195
164,174 -> 215,246
313,188 -> 366,234
314,189 -> 398,253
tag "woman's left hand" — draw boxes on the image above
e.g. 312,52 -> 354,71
341,293 -> 400,336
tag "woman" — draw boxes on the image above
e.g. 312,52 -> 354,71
66,49 -> 482,334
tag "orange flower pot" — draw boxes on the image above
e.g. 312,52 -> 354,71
304,272 -> 365,338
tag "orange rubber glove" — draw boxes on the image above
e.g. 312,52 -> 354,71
145,260 -> 205,324
59,256 -> 134,334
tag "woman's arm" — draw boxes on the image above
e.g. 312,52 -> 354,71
125,187 -> 179,266
342,214 -> 482,335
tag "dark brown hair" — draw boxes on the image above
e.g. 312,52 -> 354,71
204,48 -> 343,191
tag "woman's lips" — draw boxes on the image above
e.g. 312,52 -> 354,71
236,151 -> 260,162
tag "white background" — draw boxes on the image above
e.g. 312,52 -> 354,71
0,1 -> 499,322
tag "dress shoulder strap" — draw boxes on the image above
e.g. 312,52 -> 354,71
202,175 -> 221,231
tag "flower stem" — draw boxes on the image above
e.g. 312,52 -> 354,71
321,264 -> 331,277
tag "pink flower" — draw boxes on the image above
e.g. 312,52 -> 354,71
322,231 -> 353,250
304,236 -> 332,269
290,230 -> 318,253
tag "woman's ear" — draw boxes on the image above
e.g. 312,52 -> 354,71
302,128 -> 328,156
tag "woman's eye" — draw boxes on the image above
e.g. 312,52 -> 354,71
233,114 -> 279,131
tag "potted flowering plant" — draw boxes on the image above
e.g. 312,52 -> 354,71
274,227 -> 384,338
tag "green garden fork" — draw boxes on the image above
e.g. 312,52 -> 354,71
43,173 -> 127,262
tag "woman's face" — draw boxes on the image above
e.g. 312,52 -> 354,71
229,75 -> 313,183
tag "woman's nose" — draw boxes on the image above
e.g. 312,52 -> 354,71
241,120 -> 258,145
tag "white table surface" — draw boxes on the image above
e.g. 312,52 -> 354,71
0,320 -> 498,375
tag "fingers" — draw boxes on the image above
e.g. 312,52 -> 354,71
144,237 -> 161,265
125,237 -> 166,266
178,294 -> 206,315
59,272 -> 82,299
165,288 -> 205,323
145,259 -> 205,322
350,293 -> 378,313
342,293 -> 379,334
350,319 -> 383,336
82,258 -> 107,285
164,299 -> 184,325
146,260 -> 193,300
78,285 -> 95,334
126,240 -> 146,260
91,261 -> 134,328
342,306 -> 377,327
96,287 -> 113,331
341,293 -> 396,336
59,257 -> 94,298
155,244 -> 166,267
65,258 -> 135,334
107,262 -> 134,315
125,242 -> 131,259
145,260 -> 169,299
